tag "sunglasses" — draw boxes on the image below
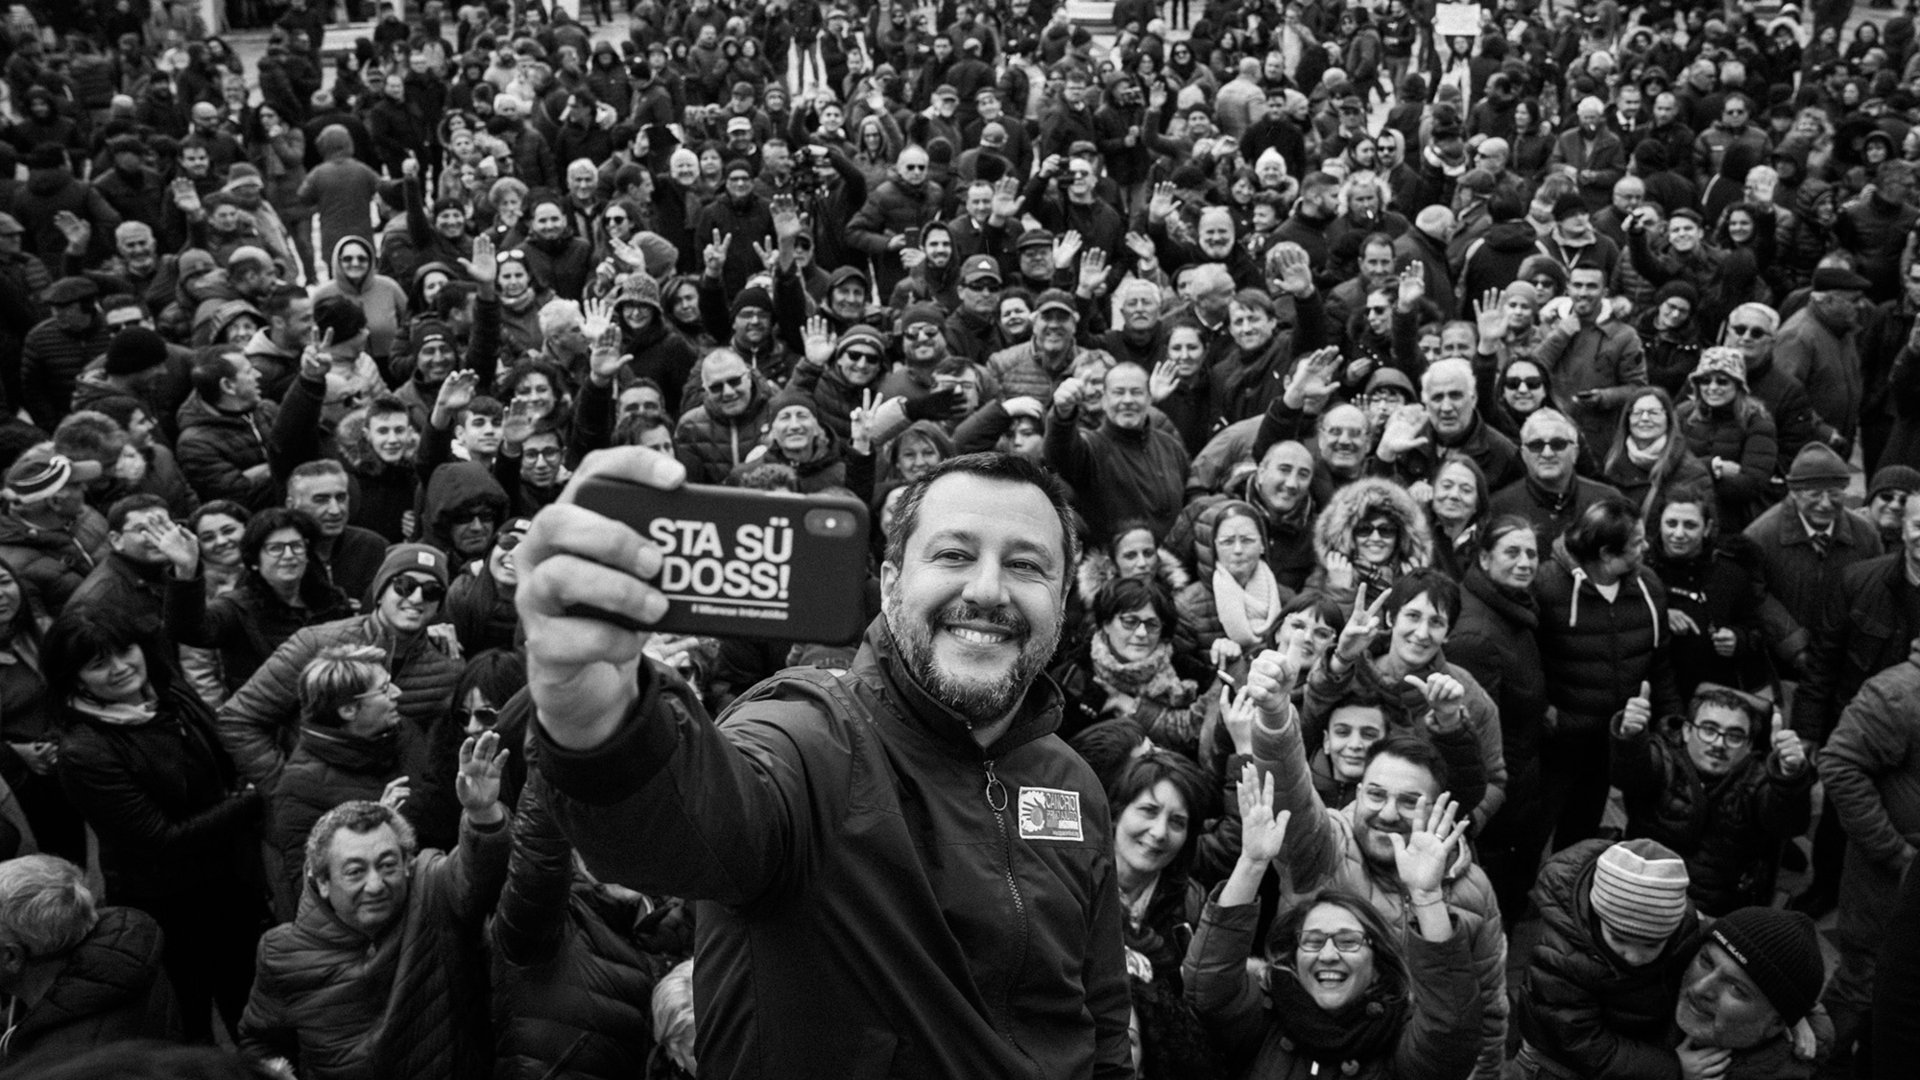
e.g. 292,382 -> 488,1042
1696,373 -> 1736,387
1504,375 -> 1543,390
1727,324 -> 1770,339
905,325 -> 943,341
706,373 -> 748,393
604,213 -> 628,224
1354,522 -> 1401,539
1523,437 -> 1574,454
459,705 -> 499,728
388,576 -> 446,603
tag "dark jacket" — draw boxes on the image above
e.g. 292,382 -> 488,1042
57,683 -> 264,905
525,620 -> 1134,1079
269,722 -> 431,916
1791,553 -> 1920,742
0,907 -> 177,1068
1043,411 -> 1187,544
175,393 -> 282,510
1645,539 -> 1772,700
1533,556 -> 1683,730
1518,838 -> 1703,1080
672,387 -> 773,485
491,770 -> 688,1080
0,507 -> 108,616
1612,715 -> 1813,916
237,813 -> 512,1080
1676,399 -> 1778,530
1449,563 -> 1549,825
63,551 -> 170,653
167,572 -> 356,696
19,314 -> 111,430
1164,476 -> 1319,594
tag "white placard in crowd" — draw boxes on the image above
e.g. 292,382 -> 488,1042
1435,3 -> 1481,38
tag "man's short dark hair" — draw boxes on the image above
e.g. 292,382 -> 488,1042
312,294 -> 368,340
1364,732 -> 1451,793
262,284 -> 309,321
1565,495 -> 1644,563
884,452 -> 1081,586
304,800 -> 417,886
107,493 -> 170,533
190,351 -> 247,403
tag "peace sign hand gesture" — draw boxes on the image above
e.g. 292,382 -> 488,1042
850,388 -> 888,454
300,326 -> 335,380
1335,584 -> 1391,667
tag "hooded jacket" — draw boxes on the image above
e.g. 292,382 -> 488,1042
0,907 -> 177,1066
524,620 -> 1135,1079
422,461 -> 512,566
1533,548 -> 1682,730
0,505 -> 108,615
237,812 -> 512,1080
1303,476 -> 1436,605
1518,838 -> 1703,1080
314,235 -> 409,361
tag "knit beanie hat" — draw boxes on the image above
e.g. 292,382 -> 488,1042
766,386 -> 819,423
621,273 -> 662,313
1590,839 -> 1690,940
730,285 -> 773,317
104,327 -> 169,376
1706,907 -> 1825,1024
834,324 -> 888,364
370,544 -> 450,606
899,302 -> 945,334
1654,280 -> 1701,309
1868,464 -> 1920,500
1690,347 -> 1748,390
1785,443 -> 1851,489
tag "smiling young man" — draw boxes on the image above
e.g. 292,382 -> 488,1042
510,450 -> 1132,1077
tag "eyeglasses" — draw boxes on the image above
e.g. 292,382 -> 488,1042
1696,373 -> 1736,387
1297,930 -> 1370,953
262,539 -> 307,558
357,680 -> 398,702
1523,437 -> 1574,454
1354,522 -> 1401,539
459,705 -> 499,728
1686,720 -> 1751,747
1115,614 -> 1163,636
388,576 -> 446,603
1727,324 -> 1770,339
1504,375 -> 1543,391
705,373 -> 748,394
525,446 -> 563,461
900,164 -> 928,173
1628,408 -> 1667,420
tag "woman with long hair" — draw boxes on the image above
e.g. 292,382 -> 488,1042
1108,751 -> 1212,989
1055,575 -> 1206,753
1602,386 -> 1713,515
1675,348 -> 1779,529
1645,485 -> 1773,699
1425,452 -> 1491,582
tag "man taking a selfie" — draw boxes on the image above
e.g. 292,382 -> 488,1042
509,448 -> 1132,1078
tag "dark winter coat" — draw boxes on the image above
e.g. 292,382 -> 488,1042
1043,412 -> 1188,544
1612,715 -> 1813,916
0,907 -> 177,1068
671,386 -> 773,485
269,722 -> 433,915
20,314 -> 111,430
175,393 -> 282,510
1448,563 -> 1549,828
1164,476 -> 1320,593
1791,553 -> 1920,742
1533,555 -> 1683,732
1645,539 -> 1772,700
166,572 -> 355,695
0,507 -> 108,615
1676,398 -> 1779,530
1517,838 -> 1703,1080
237,813 -> 512,1080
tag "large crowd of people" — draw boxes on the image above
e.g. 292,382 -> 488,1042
2,0 -> 1920,1077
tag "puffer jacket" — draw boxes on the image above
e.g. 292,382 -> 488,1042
237,812 -> 513,1080
20,314 -> 112,430
671,385 -> 773,485
269,723 -> 435,917
1249,710 -> 1509,1080
1612,715 -> 1813,917
217,614 -> 463,788
491,769 -> 689,1080
1165,475 -> 1319,593
0,906 -> 177,1067
985,340 -> 1107,404
1448,564 -> 1549,830
1534,552 -> 1684,732
1184,889 -> 1483,1080
167,571 -> 356,695
1676,397 -> 1778,530
176,392 -> 282,510
0,507 -> 108,615
845,171 -> 945,292
1517,838 -> 1704,1080
526,620 -> 1135,1078
1302,476 -> 1436,607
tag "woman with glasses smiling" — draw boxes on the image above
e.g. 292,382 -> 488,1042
1054,576 -> 1206,753
1601,386 -> 1712,516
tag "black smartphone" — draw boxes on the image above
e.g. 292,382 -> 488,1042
902,226 -> 922,249
570,478 -> 871,645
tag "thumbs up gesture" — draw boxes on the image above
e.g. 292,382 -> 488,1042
1620,681 -> 1652,737
1405,672 -> 1466,732
1771,711 -> 1808,775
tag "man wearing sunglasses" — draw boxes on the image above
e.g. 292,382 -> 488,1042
673,348 -> 774,484
219,543 -> 462,788
846,145 -> 944,298
1490,408 -> 1625,542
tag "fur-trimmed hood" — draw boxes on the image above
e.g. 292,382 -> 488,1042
1311,476 -> 1434,572
1075,547 -> 1193,608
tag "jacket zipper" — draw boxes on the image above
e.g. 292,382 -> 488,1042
981,758 -> 1037,1072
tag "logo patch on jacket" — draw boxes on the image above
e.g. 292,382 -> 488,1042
1017,787 -> 1083,842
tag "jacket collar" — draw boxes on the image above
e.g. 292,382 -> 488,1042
860,618 -> 1063,760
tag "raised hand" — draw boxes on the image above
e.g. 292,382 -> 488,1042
990,177 -> 1023,221
802,314 -> 836,367
1378,403 -> 1432,456
1390,791 -> 1469,894
1236,763 -> 1293,865
1077,248 -> 1108,292
1147,181 -> 1177,222
1149,358 -> 1181,402
703,232 -> 732,278
1771,710 -> 1807,775
1395,263 -> 1425,310
1210,637 -> 1244,668
150,520 -> 200,576
581,296 -> 615,342
171,177 -> 203,216
1052,230 -> 1085,271
1245,648 -> 1298,719
899,244 -> 927,270
750,236 -> 781,272
1322,548 -> 1356,591
300,326 -> 335,380
589,341 -> 630,386
1405,671 -> 1466,731
1124,230 -> 1157,262
53,211 -> 89,253
459,234 -> 498,285
455,729 -> 508,822
771,195 -> 804,241
1334,584 -> 1390,666
1283,346 -> 1343,406
1274,243 -> 1312,297
434,369 -> 479,418
1620,680 -> 1653,737
379,775 -> 411,810
607,233 -> 649,270
1475,287 -> 1508,341
1221,684 -> 1258,756
850,388 -> 886,454
402,152 -> 420,180
1052,375 -> 1085,415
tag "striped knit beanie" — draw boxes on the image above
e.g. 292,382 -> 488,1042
1590,839 -> 1690,940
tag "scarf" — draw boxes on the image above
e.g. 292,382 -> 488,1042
1267,967 -> 1412,1074
1089,634 -> 1195,706
1626,433 -> 1668,468
1213,560 -> 1283,648
67,693 -> 159,727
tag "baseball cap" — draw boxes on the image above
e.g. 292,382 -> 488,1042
960,254 -> 1001,286
1034,289 -> 1078,318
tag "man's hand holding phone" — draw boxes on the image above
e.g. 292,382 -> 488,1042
516,447 -> 687,751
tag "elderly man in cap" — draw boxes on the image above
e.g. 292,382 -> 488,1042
1746,443 -> 1883,681
1010,227 -> 1059,292
1774,265 -> 1870,455
22,277 -> 109,429
1675,907 -> 1830,1075
0,446 -> 109,615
